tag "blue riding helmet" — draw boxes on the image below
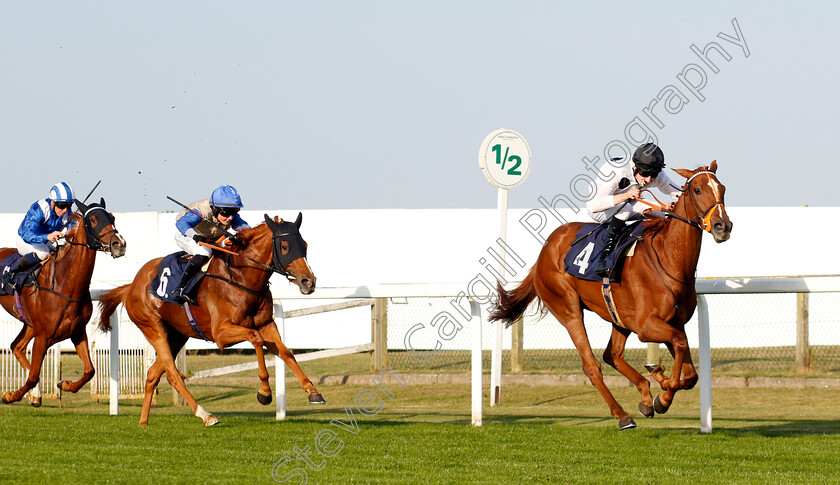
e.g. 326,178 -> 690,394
49,182 -> 75,203
210,185 -> 243,208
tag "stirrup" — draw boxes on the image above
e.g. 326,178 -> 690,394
171,287 -> 192,304
2,273 -> 19,293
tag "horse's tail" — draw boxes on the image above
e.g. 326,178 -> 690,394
489,266 -> 542,328
97,285 -> 130,332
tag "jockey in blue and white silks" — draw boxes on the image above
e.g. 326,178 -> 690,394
170,185 -> 251,304
2,182 -> 77,291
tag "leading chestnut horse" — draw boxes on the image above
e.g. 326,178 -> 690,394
97,213 -> 323,426
1,198 -> 126,406
490,162 -> 732,429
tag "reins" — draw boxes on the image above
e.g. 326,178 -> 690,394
634,168 -> 725,302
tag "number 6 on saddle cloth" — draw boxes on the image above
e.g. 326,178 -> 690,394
150,252 -> 208,304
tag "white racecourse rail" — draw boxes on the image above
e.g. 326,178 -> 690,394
93,276 -> 840,432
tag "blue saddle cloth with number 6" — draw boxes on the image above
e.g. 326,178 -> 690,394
149,252 -> 205,304
563,221 -> 646,283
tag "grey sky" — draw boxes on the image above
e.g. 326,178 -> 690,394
1,2 -> 836,213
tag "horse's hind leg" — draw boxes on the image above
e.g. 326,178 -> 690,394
58,324 -> 96,394
259,321 -> 324,404
540,294 -> 634,430
138,324 -> 216,426
603,326 -> 654,418
2,336 -> 49,405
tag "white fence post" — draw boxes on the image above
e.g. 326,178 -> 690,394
109,306 -> 120,416
470,299 -> 482,426
274,301 -> 286,421
697,294 -> 712,433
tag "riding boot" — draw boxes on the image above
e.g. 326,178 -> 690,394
595,218 -> 626,278
2,252 -> 41,292
171,255 -> 210,304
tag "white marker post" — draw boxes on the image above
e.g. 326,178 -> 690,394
478,129 -> 531,407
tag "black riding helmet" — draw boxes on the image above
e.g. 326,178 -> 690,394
632,143 -> 665,176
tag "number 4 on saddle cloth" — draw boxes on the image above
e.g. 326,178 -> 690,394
150,252 -> 209,304
0,254 -> 45,295
564,221 -> 647,283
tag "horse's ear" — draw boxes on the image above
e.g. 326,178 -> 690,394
673,168 -> 694,180
264,214 -> 278,230
294,212 -> 302,228
75,199 -> 88,214
99,197 -> 106,208
708,160 -> 718,173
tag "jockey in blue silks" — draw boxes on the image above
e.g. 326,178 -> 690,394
170,185 -> 251,304
2,182 -> 77,292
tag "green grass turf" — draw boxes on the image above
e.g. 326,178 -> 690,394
1,373 -> 839,484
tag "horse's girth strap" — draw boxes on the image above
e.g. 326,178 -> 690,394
601,279 -> 627,329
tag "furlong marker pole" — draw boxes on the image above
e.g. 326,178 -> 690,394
471,299 -> 483,426
697,295 -> 712,433
274,302 -> 287,420
490,188 -> 507,406
109,307 -> 120,416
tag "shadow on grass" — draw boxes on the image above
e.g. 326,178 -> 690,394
716,419 -> 840,437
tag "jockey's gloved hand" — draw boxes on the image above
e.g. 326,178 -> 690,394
229,232 -> 245,246
192,234 -> 207,243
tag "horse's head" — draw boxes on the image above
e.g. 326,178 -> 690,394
73,198 -> 127,258
673,161 -> 732,243
264,213 -> 316,294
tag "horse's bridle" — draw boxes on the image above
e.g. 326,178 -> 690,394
63,206 -> 122,253
657,170 -> 725,233
683,171 -> 725,233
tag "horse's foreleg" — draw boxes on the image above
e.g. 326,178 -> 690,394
10,325 -> 33,374
9,326 -> 41,406
637,320 -> 691,413
58,326 -> 96,393
2,336 -> 49,405
603,326 -> 654,418
259,321 -> 324,404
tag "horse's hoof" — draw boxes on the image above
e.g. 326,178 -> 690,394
653,395 -> 671,414
638,402 -> 654,418
203,414 -> 221,427
308,393 -> 326,404
257,391 -> 272,406
618,416 -> 637,430
645,364 -> 664,375
56,380 -> 70,392
29,396 -> 42,408
1,392 -> 13,404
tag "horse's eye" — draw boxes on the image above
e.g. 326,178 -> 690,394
693,187 -> 701,195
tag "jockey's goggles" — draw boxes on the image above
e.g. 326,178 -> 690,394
54,202 -> 73,210
217,207 -> 240,217
636,168 -> 660,178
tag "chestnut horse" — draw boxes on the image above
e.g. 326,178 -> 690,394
490,162 -> 732,429
97,213 -> 322,426
1,198 -> 126,406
